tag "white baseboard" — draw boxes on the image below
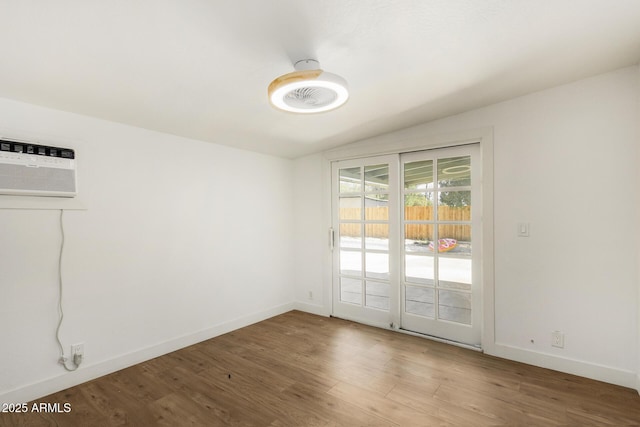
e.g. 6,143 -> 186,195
294,301 -> 330,317
0,302 -> 295,405
486,342 -> 637,389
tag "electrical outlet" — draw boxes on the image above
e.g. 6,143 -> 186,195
551,331 -> 564,348
71,343 -> 84,357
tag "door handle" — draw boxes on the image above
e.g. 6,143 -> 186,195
329,227 -> 335,251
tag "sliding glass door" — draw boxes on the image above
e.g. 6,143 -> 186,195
331,144 -> 481,346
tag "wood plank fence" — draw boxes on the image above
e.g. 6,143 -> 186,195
340,206 -> 471,241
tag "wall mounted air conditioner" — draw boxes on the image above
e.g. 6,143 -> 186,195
0,138 -> 77,197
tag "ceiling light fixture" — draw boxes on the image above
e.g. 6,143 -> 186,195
268,59 -> 349,113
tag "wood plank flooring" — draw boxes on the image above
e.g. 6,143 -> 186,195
2,310 -> 639,426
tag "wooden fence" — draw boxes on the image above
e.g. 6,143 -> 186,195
340,206 -> 471,241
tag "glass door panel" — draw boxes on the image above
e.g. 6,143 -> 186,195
405,285 -> 435,317
400,144 -> 480,346
340,277 -> 362,305
339,248 -> 361,276
366,281 -> 390,310
332,155 -> 398,327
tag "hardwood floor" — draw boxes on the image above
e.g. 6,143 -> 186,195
2,310 -> 639,426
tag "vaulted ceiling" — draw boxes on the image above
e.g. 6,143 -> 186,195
1,1 -> 639,158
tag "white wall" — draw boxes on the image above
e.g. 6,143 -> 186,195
293,65 -> 640,388
292,155 -> 329,315
0,98 -> 295,403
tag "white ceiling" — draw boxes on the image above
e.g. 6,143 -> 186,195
1,1 -> 639,158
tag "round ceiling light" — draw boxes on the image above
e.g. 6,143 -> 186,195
268,59 -> 349,113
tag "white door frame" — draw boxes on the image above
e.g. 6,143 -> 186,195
323,127 -> 495,351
